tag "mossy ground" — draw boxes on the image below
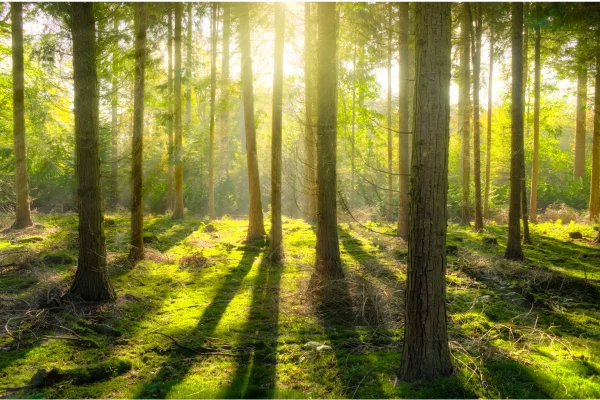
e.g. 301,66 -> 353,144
1,213 -> 599,398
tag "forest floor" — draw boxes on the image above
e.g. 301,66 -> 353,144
0,212 -> 599,398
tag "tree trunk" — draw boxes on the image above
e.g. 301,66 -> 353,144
590,56 -> 600,221
386,3 -> 393,222
459,3 -> 471,226
505,3 -> 525,261
220,4 -> 231,176
529,25 -> 541,223
11,2 -> 33,229
129,3 -> 146,262
270,3 -> 285,261
185,3 -> 192,129
314,2 -> 342,280
209,3 -> 216,219
399,2 -> 453,381
173,3 -> 184,219
523,2 -> 529,137
350,42 -> 357,208
238,4 -> 265,240
484,24 -> 493,220
69,2 -> 115,301
397,2 -> 409,238
303,3 -> 317,222
574,44 -> 587,178
167,9 -> 174,212
472,5 -> 483,231
520,3 -> 532,244
109,10 -> 119,211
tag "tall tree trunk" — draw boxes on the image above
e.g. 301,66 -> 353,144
173,4 -> 184,219
185,3 -> 192,128
400,2 -> 453,382
11,2 -> 33,229
314,2 -> 342,280
590,56 -> 600,221
220,4 -> 231,176
505,3 -> 525,261
397,2 -> 409,237
270,3 -> 285,261
574,44 -> 588,179
523,2 -> 529,137
129,3 -> 146,262
529,24 -> 541,223
472,5 -> 483,231
386,3 -> 393,222
109,10 -> 119,211
167,9 -> 174,212
484,25 -> 493,220
459,3 -> 471,226
303,3 -> 317,221
208,3 -> 216,219
239,4 -> 265,240
69,2 -> 115,301
520,2 -> 531,244
350,42 -> 357,208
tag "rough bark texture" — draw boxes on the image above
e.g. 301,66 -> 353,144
173,4 -> 184,219
484,25 -> 493,220
208,3 -> 216,219
472,5 -> 483,231
574,47 -> 588,179
69,2 -> 115,301
303,3 -> 317,222
459,4 -> 471,226
591,56 -> 600,221
397,2 -> 409,238
270,3 -> 285,261
239,4 -> 265,240
399,2 -> 453,382
219,4 -> 231,176
129,3 -> 146,262
529,25 -> 541,223
11,2 -> 33,229
314,2 -> 342,280
386,3 -> 393,222
109,11 -> 119,211
167,10 -> 174,212
505,3 -> 525,261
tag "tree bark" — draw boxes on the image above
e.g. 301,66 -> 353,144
219,4 -> 231,176
129,3 -> 146,263
397,2 -> 409,238
314,2 -> 342,280
520,3 -> 532,244
484,24 -> 493,220
185,3 -> 192,129
303,3 -> 317,222
386,3 -> 393,222
11,2 -> 33,229
350,42 -> 357,208
270,3 -> 285,261
472,5 -> 483,231
167,9 -> 174,212
238,4 -> 265,240
109,10 -> 119,211
459,3 -> 471,226
69,2 -> 115,301
209,3 -> 216,219
173,3 -> 184,219
399,2 -> 453,381
590,56 -> 600,221
529,24 -> 541,223
574,44 -> 588,179
505,3 -> 525,261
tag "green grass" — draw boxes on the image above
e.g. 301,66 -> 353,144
1,213 -> 599,398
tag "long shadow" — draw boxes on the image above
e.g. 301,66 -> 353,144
222,257 -> 283,398
133,244 -> 263,398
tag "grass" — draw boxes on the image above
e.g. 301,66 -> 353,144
1,212 -> 599,398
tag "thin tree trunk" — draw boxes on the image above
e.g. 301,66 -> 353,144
351,42 -> 357,208
185,3 -> 192,129
529,24 -> 541,223
484,24 -> 493,220
303,3 -> 317,222
314,2 -> 342,280
129,3 -> 146,262
109,10 -> 119,211
397,2 -> 409,237
574,44 -> 587,178
590,56 -> 600,221
523,2 -> 529,137
472,5 -> 483,231
520,2 -> 532,244
386,3 -> 393,222
270,3 -> 285,261
69,2 -> 115,301
208,3 -> 216,219
220,4 -> 231,176
173,4 -> 184,219
400,2 -> 453,381
238,3 -> 265,240
459,3 -> 471,226
11,2 -> 32,229
167,10 -> 174,212
505,3 -> 525,261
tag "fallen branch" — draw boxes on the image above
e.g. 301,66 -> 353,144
147,331 -> 235,356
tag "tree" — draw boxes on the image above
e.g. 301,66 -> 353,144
574,41 -> 588,179
68,2 -> 115,301
209,3 -> 216,219
238,4 -> 265,241
397,2 -> 409,237
484,22 -> 494,220
167,8 -> 174,212
459,3 -> 472,226
129,2 -> 146,263
270,3 -> 285,261
314,2 -> 342,280
185,3 -> 192,128
303,3 -> 317,221
472,5 -> 484,231
400,2 -> 453,381
386,3 -> 393,222
173,3 -> 184,219
219,4 -> 231,176
109,8 -> 119,210
529,23 -> 541,222
11,2 -> 33,229
591,55 -> 600,221
505,3 -> 526,261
